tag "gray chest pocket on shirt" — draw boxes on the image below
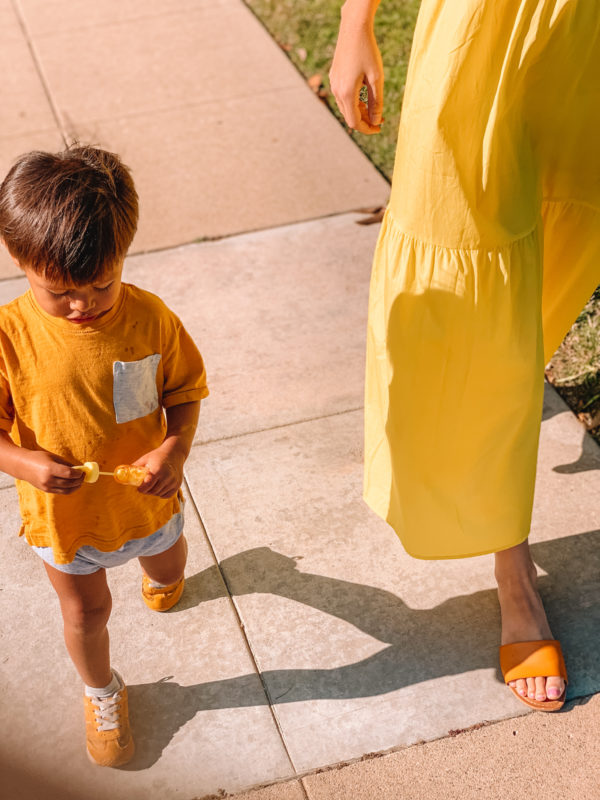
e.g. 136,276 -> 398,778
113,354 -> 162,423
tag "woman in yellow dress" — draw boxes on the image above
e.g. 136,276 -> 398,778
330,0 -> 599,710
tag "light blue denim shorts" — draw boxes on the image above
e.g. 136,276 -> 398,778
31,511 -> 184,575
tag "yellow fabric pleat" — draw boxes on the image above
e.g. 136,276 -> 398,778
364,0 -> 600,559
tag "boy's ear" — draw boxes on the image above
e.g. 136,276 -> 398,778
0,242 -> 23,270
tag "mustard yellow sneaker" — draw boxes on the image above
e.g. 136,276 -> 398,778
84,671 -> 135,767
141,573 -> 184,611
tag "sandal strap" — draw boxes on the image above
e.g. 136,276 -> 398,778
499,639 -> 568,684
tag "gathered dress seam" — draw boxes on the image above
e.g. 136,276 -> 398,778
542,197 -> 600,215
384,207 -> 540,254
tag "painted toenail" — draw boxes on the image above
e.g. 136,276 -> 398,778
518,689 -> 526,696
548,688 -> 561,698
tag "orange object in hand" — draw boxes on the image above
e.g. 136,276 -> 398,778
113,464 -> 149,486
75,461 -> 149,486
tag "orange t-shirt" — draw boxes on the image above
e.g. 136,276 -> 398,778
0,283 -> 209,564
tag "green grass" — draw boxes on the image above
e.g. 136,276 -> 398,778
243,0 -> 420,178
244,0 -> 600,442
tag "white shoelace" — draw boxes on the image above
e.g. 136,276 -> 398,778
90,691 -> 122,732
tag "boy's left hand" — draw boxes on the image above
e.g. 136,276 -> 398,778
131,447 -> 185,499
132,400 -> 200,499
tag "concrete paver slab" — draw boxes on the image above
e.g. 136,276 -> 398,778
0,23 -> 57,138
1,0 -> 27,43
184,395 -> 600,773
69,94 -> 388,250
29,4 -> 299,124
16,0 -> 212,35
300,694 -> 600,800
123,215 -> 381,440
0,483 -> 294,799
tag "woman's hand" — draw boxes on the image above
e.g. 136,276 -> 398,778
329,1 -> 384,135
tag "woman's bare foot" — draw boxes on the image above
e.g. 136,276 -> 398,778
495,541 -> 565,703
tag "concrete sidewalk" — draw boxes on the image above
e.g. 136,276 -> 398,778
0,1 -> 598,798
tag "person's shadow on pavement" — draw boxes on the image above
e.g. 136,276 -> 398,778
541,379 -> 600,475
122,529 -> 599,770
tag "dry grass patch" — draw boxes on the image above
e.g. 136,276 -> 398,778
547,288 -> 600,444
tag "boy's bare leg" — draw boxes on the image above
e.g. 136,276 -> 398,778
43,564 -> 112,688
138,534 -> 187,586
494,540 -> 565,702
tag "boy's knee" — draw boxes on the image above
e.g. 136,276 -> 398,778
61,589 -> 112,634
142,564 -> 184,587
140,534 -> 187,586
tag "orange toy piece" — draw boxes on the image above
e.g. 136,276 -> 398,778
113,464 -> 149,487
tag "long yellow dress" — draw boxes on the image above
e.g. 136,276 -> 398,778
364,0 -> 600,559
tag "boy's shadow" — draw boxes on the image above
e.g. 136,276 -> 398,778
123,530 -> 599,770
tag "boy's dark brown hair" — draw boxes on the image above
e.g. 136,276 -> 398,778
0,144 -> 138,285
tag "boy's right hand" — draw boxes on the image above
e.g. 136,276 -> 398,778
20,450 -> 85,494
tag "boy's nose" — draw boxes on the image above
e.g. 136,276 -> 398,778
71,296 -> 94,311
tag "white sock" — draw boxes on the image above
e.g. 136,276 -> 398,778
148,578 -> 168,588
85,670 -> 121,697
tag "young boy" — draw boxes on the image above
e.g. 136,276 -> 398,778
0,145 -> 208,767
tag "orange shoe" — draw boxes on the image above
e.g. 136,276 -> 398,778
499,639 -> 568,712
141,573 -> 184,611
84,671 -> 135,766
